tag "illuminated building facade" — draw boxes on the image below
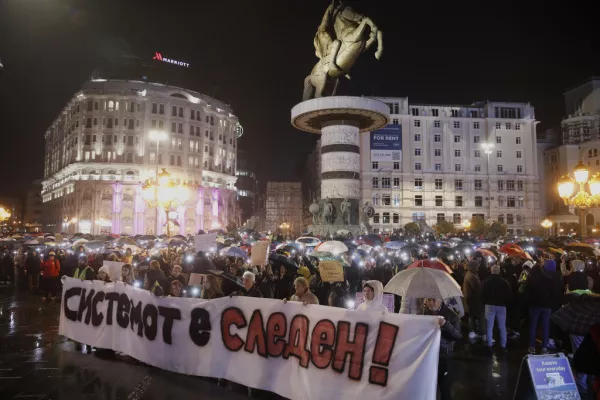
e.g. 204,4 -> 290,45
41,79 -> 241,234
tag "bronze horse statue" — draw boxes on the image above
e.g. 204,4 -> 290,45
303,0 -> 383,101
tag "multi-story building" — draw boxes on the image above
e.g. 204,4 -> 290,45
23,179 -> 43,232
561,77 -> 600,144
543,77 -> 600,232
265,182 -> 302,235
236,149 -> 258,223
41,79 -> 241,235
361,97 -> 540,235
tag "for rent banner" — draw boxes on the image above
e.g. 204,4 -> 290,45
370,125 -> 402,162
59,278 -> 440,400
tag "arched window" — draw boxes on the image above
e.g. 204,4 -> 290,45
107,101 -> 115,111
107,170 -> 117,175
126,170 -> 135,175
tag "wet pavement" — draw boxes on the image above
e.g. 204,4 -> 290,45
0,284 -> 532,399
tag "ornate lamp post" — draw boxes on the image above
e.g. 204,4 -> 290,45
557,161 -> 600,238
142,168 -> 190,236
541,219 -> 553,238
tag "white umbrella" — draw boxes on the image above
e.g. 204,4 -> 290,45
316,240 -> 348,255
72,238 -> 89,248
336,229 -> 351,236
384,267 -> 463,299
357,244 -> 373,253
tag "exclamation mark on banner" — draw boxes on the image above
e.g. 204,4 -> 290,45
369,322 -> 399,387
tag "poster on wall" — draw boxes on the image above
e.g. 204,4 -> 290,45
370,125 -> 402,162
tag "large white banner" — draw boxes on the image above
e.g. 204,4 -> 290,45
59,278 -> 440,400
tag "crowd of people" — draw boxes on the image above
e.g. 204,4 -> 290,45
1,233 -> 600,400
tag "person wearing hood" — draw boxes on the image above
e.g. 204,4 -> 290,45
289,277 -> 319,305
96,265 -> 111,283
357,280 -> 387,313
463,260 -> 486,340
525,259 -> 563,354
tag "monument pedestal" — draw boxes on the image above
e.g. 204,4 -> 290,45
292,96 -> 390,235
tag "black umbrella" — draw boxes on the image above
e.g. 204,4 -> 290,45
269,254 -> 298,270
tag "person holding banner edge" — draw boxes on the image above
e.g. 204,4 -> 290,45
423,297 -> 462,400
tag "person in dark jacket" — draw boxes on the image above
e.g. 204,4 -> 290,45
569,260 -> 591,291
232,271 -> 263,298
256,266 -> 274,298
525,260 -> 563,354
145,269 -> 164,296
423,297 -> 462,400
194,251 -> 214,273
482,265 -> 512,350
463,260 -> 486,340
275,264 -> 294,300
573,324 -> 600,398
25,251 -> 41,293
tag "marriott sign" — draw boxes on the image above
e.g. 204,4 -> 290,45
152,52 -> 190,68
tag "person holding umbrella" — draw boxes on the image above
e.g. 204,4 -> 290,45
423,297 -> 462,400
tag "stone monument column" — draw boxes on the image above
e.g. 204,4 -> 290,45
320,122 -> 360,225
292,96 -> 389,235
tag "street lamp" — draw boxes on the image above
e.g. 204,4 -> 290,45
148,130 -> 168,234
557,160 -> 600,238
462,219 -> 471,230
0,206 -> 11,222
141,168 -> 190,236
541,219 -> 553,238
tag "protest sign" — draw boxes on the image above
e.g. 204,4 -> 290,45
250,241 -> 270,266
188,273 -> 206,287
318,260 -> 344,282
194,233 -> 217,253
513,353 -> 581,400
102,261 -> 125,281
60,278 -> 440,400
355,292 -> 395,313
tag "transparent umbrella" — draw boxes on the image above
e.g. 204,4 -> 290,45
384,267 -> 462,299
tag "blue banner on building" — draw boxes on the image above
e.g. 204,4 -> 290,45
370,124 -> 402,162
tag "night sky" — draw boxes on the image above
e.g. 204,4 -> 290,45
0,0 -> 598,198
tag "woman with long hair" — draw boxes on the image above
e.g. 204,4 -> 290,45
202,275 -> 224,299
